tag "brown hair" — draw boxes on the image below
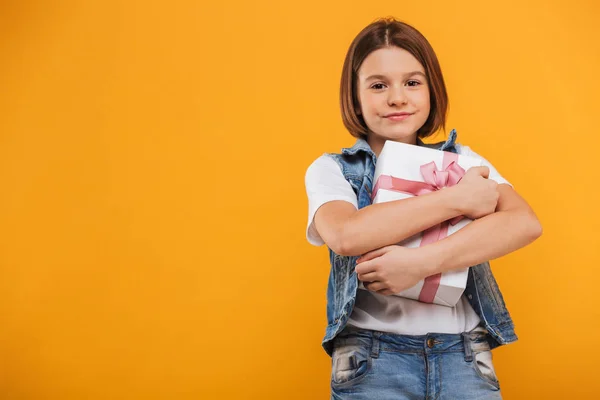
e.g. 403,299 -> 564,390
340,17 -> 448,139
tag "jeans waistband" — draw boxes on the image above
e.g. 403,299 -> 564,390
334,325 -> 492,362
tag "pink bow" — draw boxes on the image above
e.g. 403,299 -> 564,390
371,152 -> 466,303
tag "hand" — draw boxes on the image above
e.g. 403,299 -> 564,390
453,166 -> 499,219
355,245 -> 438,296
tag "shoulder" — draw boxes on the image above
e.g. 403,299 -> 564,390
305,153 -> 345,184
455,143 -> 513,187
455,143 -> 489,161
455,142 -> 473,156
306,153 -> 341,174
455,143 -> 498,165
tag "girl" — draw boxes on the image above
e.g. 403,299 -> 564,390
304,17 -> 542,399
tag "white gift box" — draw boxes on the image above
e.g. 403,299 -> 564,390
357,140 -> 483,307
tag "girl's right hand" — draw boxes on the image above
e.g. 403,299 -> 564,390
452,166 -> 499,219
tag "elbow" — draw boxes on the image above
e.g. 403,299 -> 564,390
533,220 -> 543,239
510,207 -> 543,243
330,235 -> 355,257
330,227 -> 360,257
527,215 -> 543,242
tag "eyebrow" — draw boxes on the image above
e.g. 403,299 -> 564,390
364,71 -> 426,81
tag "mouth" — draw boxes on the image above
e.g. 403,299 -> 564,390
384,113 -> 413,121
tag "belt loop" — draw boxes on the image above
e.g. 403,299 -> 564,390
462,332 -> 473,362
370,332 -> 381,359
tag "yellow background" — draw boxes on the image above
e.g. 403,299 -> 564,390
0,0 -> 598,398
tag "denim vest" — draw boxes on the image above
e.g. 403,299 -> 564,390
321,129 -> 518,357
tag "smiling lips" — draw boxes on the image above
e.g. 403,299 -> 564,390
385,112 -> 413,121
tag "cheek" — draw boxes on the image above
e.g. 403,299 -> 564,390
361,95 -> 380,113
416,91 -> 431,110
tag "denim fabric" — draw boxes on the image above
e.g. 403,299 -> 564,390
322,129 -> 517,357
330,325 -> 502,399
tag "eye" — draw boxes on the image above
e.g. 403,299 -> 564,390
406,80 -> 421,87
370,83 -> 386,90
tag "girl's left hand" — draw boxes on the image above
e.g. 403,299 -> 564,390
355,245 -> 437,296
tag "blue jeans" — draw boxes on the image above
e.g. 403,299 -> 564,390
330,325 -> 502,399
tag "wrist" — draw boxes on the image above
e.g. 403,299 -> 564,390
444,185 -> 465,217
419,243 -> 446,277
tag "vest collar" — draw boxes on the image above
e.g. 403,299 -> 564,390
341,128 -> 458,158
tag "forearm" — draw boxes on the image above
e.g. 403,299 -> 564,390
423,209 -> 543,276
340,187 -> 463,257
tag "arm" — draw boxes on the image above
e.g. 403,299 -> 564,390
354,184 -> 543,297
315,187 -> 464,257
314,165 -> 496,257
422,184 -> 543,276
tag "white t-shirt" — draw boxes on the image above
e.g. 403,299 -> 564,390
304,143 -> 512,335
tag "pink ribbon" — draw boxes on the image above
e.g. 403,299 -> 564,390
371,152 -> 466,304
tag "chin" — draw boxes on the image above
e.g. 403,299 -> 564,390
367,124 -> 418,143
385,130 -> 415,141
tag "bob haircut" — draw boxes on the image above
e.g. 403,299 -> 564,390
340,17 -> 449,140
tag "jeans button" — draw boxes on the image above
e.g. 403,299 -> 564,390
427,338 -> 435,348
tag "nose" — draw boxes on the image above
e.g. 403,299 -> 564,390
387,85 -> 408,106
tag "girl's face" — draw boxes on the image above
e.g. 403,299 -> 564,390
356,46 -> 430,153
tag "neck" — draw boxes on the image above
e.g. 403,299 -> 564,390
367,133 -> 418,158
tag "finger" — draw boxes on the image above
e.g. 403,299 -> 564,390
378,289 -> 395,296
478,166 -> 490,179
357,271 -> 379,282
354,259 -> 378,275
365,281 -> 387,292
357,246 -> 393,263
